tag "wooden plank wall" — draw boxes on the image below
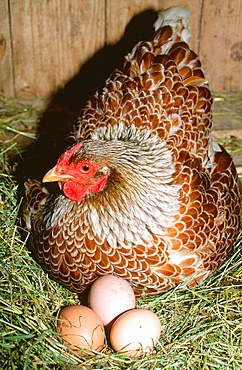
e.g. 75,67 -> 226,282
1,0 -> 242,98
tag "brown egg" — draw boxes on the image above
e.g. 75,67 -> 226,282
110,308 -> 161,357
88,275 -> 136,326
57,305 -> 105,355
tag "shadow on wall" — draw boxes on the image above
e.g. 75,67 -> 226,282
16,9 -> 158,183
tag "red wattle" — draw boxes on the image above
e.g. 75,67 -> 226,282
62,181 -> 87,202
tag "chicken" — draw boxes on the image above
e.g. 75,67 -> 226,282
22,6 -> 241,296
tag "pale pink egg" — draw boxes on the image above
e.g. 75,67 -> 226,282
110,308 -> 161,357
57,305 -> 105,355
88,275 -> 136,326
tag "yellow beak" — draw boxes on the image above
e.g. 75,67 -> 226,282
42,166 -> 74,183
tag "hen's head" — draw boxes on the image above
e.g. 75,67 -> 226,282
43,142 -> 110,202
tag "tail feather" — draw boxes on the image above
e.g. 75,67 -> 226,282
154,5 -> 193,45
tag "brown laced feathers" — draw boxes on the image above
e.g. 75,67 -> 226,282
22,6 -> 241,296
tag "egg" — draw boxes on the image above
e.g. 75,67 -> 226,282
110,308 -> 161,357
88,275 -> 136,326
57,305 -> 105,355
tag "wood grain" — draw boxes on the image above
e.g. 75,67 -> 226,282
0,0 -> 242,97
105,0 -> 201,52
8,0 -> 105,97
0,0 -> 14,96
199,0 -> 242,91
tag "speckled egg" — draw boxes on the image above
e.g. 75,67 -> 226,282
110,308 -> 161,357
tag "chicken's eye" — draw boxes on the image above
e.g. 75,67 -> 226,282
81,165 -> 90,172
78,161 -> 97,175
